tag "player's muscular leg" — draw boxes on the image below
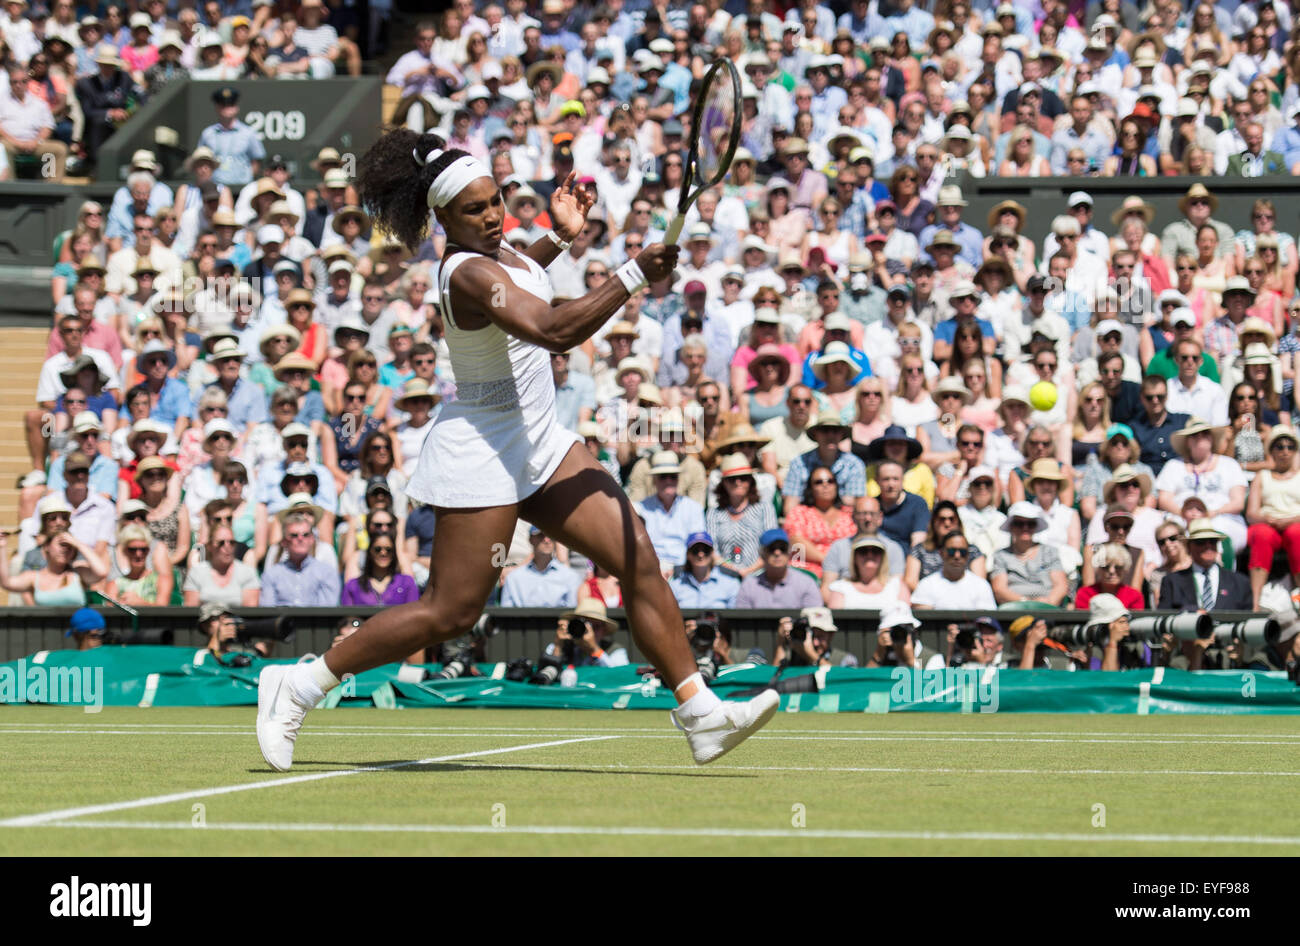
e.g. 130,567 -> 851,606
322,504 -> 518,678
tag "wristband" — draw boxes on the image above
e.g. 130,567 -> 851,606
615,258 -> 647,294
547,230 -> 571,251
591,648 -> 605,661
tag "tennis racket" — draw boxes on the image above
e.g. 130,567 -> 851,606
663,56 -> 742,246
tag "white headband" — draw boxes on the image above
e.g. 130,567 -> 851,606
415,147 -> 492,210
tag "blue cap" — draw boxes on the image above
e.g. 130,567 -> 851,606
214,257 -> 236,271
1105,423 -> 1135,443
973,616 -> 1003,635
759,528 -> 790,549
529,525 -> 542,536
66,607 -> 105,637
686,531 -> 714,550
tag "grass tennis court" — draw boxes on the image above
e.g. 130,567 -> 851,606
2,707 -> 1298,856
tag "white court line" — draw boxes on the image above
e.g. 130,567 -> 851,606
4,728 -> 1299,746
0,735 -> 617,829
25,820 -> 1300,846
448,760 -> 1300,778
4,720 -> 1299,739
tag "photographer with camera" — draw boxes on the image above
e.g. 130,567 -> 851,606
866,602 -> 921,669
553,600 -> 628,668
66,607 -> 108,651
1006,615 -> 1087,669
201,599 -> 298,663
1087,593 -> 1133,671
1245,586 -> 1300,673
774,606 -> 858,668
935,617 -> 1005,669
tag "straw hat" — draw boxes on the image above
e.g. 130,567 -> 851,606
1267,425 -> 1299,451
1235,315 -> 1276,346
1102,463 -> 1153,503
987,199 -> 1027,231
925,228 -> 961,254
1170,417 -> 1226,459
615,356 -> 651,385
716,423 -> 772,452
648,450 -> 681,476
1178,182 -> 1218,216
807,409 -> 850,432
259,324 -> 301,355
718,453 -> 756,479
331,205 -> 370,234
1185,518 -> 1226,542
275,492 -> 325,526
273,353 -> 317,380
1026,457 -> 1067,488
561,598 -> 617,631
1110,195 -> 1156,227
1240,342 -> 1279,367
133,456 -> 174,483
126,418 -> 170,452
637,383 -> 663,407
394,377 -> 441,407
931,375 -> 973,406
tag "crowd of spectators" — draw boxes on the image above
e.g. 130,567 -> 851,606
0,0 -> 368,180
9,0 -> 1300,675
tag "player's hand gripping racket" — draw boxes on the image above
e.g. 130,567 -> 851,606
663,57 -> 742,246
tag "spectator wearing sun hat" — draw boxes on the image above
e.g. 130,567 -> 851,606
636,451 -> 708,574
197,338 -> 267,434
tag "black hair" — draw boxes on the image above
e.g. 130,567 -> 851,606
355,129 -> 465,252
802,462 -> 842,508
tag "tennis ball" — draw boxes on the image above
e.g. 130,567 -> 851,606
1029,380 -> 1058,412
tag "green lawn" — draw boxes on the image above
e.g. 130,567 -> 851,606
1,707 -> 1298,856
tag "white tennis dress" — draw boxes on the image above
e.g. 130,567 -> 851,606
404,242 -> 581,508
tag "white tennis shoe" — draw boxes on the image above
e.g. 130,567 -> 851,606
257,663 -> 313,772
672,689 -> 780,764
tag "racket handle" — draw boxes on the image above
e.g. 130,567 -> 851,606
663,213 -> 686,246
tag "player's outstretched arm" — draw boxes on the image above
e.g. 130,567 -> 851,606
451,243 -> 679,352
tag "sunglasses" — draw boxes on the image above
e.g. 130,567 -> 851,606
944,547 -> 970,558
1157,535 -> 1183,546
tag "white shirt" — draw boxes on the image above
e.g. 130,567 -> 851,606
0,91 -> 53,141
1166,374 -> 1229,427
912,570 -> 996,610
1085,504 -> 1165,568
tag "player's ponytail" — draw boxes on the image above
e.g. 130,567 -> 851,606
355,128 -> 469,252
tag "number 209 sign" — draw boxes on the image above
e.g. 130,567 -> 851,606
244,110 -> 306,141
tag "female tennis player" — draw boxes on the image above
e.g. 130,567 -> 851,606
257,130 -> 777,769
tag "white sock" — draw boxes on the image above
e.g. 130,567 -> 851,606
289,657 -> 340,706
675,673 -> 721,717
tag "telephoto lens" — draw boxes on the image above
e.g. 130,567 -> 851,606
1213,618 -> 1281,647
1129,613 -> 1212,642
1047,623 -> 1106,648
